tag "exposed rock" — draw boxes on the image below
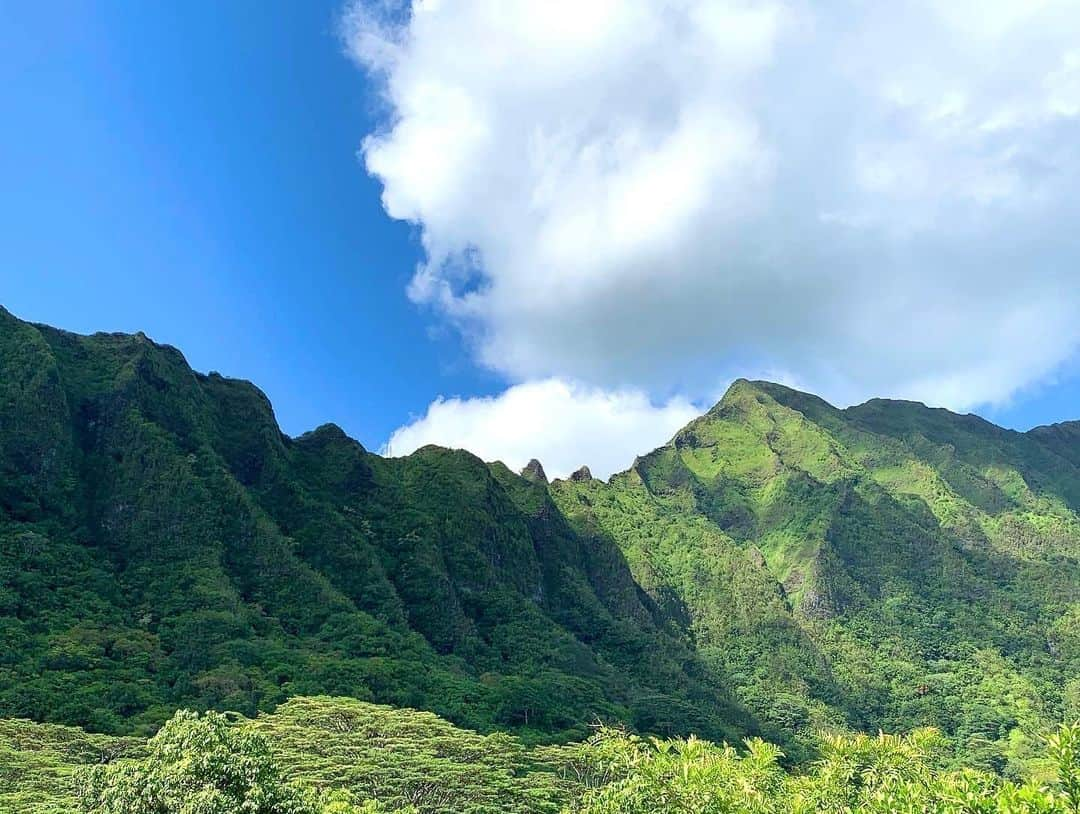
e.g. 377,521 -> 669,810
569,465 -> 593,482
799,584 -> 836,621
520,458 -> 548,484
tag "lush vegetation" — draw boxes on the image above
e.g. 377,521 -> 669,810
550,380 -> 1080,770
0,306 -> 749,744
77,709 -> 322,814
570,722 -> 1080,813
5,306 -> 1080,802
5,697 -> 1080,813
2,698 -> 576,813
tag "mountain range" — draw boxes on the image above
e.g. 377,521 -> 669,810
3,306 -> 1079,774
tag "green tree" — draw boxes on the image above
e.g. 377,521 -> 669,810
571,729 -> 786,813
76,710 -> 318,814
1046,722 -> 1080,813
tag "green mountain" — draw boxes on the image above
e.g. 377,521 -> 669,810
550,379 -> 1080,772
0,306 -> 750,744
3,307 -> 1080,776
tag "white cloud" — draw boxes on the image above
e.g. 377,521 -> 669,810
348,0 -> 1080,421
384,378 -> 699,479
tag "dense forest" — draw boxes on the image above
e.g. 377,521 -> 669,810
3,307 -> 1080,806
6,697 -> 1080,813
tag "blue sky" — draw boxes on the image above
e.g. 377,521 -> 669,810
2,1 -> 1079,478
0,0 -> 499,449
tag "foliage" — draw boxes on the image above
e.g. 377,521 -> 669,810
5,307 -> 1080,779
0,306 -> 749,744
572,723 -> 1080,814
0,717 -> 141,813
5,699 -> 1080,814
550,379 -> 1080,766
569,731 -> 786,813
77,710 -> 319,813
1,699 -> 573,813
245,696 -> 574,813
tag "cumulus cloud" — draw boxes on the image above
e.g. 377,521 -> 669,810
384,378 -> 698,479
347,0 -> 1080,415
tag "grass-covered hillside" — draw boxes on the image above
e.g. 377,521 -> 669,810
551,380 -> 1080,771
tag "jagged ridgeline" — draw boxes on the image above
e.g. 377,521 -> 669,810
0,307 -> 752,744
3,307 -> 1080,774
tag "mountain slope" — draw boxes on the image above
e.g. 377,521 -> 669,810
550,379 -> 1080,771
0,307 -> 752,742
5,308 -> 1080,774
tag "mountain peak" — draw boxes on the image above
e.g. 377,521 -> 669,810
569,465 -> 594,482
520,458 -> 548,484
719,378 -> 797,404
294,422 -> 366,454
308,422 -> 349,440
711,379 -> 842,424
720,377 -> 762,398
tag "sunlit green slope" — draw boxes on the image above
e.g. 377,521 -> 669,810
551,379 -> 1080,771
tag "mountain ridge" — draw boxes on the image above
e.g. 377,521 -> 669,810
3,307 -> 1080,775
0,306 -> 755,745
548,372 -> 1080,771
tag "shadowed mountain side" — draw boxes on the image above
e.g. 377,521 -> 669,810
0,307 -> 755,744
